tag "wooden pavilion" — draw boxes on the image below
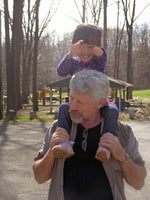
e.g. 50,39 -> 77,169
47,76 -> 133,113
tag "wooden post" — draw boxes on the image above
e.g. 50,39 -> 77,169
50,88 -> 52,114
59,88 -> 62,105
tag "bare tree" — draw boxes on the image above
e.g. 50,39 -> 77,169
121,0 -> 150,99
21,0 -> 34,104
11,0 -> 24,111
4,0 -> 11,115
121,0 -> 136,99
32,0 -> 40,112
21,0 -> 61,105
83,0 -> 86,23
73,0 -> 102,25
103,0 -> 107,49
113,0 -> 125,79
0,10 -> 3,119
73,0 -> 86,23
87,0 -> 102,25
133,24 -> 150,89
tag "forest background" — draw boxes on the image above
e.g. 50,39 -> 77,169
0,0 -> 150,118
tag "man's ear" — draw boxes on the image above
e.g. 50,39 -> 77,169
97,98 -> 106,109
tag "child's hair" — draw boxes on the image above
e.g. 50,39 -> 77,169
72,24 -> 102,46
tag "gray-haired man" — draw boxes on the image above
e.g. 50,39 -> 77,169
32,69 -> 146,200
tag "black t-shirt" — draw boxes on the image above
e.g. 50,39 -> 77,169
63,123 -> 113,200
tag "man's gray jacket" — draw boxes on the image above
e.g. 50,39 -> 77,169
35,120 -> 145,200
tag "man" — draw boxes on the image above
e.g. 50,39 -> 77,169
32,69 -> 146,200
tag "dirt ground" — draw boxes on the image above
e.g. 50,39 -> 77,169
119,98 -> 150,120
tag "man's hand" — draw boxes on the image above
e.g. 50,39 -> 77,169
32,127 -> 69,184
99,132 -> 147,189
99,133 -> 126,162
50,127 -> 70,149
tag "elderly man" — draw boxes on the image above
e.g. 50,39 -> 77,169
32,69 -> 146,200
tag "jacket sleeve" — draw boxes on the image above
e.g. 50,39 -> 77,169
125,126 -> 145,166
116,121 -> 145,166
34,120 -> 58,161
56,55 -> 73,77
92,48 -> 107,73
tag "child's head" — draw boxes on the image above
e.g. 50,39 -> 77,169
72,24 -> 102,46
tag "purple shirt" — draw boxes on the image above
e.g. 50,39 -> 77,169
57,49 -> 107,77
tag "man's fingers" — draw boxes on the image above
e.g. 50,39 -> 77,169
50,127 -> 70,147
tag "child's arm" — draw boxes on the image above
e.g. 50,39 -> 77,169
92,48 -> 107,74
56,55 -> 72,77
57,40 -> 83,77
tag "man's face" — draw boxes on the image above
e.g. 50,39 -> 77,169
69,90 -> 100,124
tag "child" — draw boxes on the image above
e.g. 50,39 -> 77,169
52,24 -> 118,162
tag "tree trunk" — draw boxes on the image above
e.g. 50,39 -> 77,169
127,26 -> 133,99
4,0 -> 11,115
103,0 -> 107,50
114,1 -> 120,79
22,0 -> 33,104
82,0 -> 86,23
114,1 -> 125,79
11,0 -> 24,112
0,11 -> 3,119
32,0 -> 41,112
121,0 -> 135,99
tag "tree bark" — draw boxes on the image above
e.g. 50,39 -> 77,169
32,0 -> 41,112
11,0 -> 24,111
21,0 -> 33,104
121,0 -> 136,99
103,0 -> 107,50
0,11 -> 3,119
4,0 -> 11,115
127,26 -> 133,99
82,0 -> 86,23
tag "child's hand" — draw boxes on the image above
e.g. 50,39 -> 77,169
67,40 -> 84,58
92,46 -> 103,57
70,40 -> 84,56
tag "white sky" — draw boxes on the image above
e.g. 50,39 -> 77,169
0,0 -> 150,38
39,0 -> 150,36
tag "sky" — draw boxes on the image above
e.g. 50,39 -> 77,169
0,0 -> 150,38
39,0 -> 150,37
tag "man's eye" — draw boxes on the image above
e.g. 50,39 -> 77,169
78,100 -> 85,104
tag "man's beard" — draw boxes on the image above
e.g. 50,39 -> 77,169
69,110 -> 88,124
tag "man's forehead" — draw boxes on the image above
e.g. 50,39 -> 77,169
69,90 -> 93,100
70,90 -> 86,96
